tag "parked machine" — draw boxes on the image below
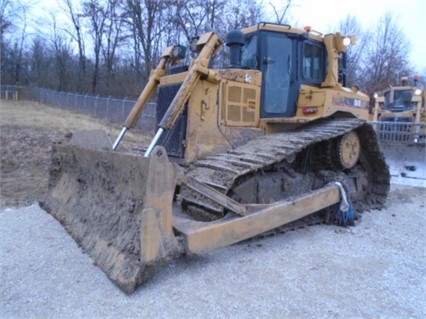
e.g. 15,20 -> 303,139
42,23 -> 390,293
370,76 -> 425,182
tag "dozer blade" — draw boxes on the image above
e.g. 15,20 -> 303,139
380,142 -> 426,187
41,131 -> 182,293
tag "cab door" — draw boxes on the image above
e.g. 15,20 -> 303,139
260,32 -> 296,118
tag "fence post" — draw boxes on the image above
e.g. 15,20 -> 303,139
84,93 -> 89,112
95,94 -> 100,116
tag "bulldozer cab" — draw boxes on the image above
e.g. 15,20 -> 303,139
238,28 -> 327,118
384,88 -> 417,112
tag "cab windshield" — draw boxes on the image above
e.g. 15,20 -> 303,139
384,89 -> 416,112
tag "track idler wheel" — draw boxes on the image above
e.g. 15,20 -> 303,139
335,131 -> 361,169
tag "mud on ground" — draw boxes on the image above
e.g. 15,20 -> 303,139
0,100 -> 151,208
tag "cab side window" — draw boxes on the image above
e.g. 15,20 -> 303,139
302,42 -> 324,82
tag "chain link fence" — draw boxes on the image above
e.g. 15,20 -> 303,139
0,85 -> 156,132
4,85 -> 424,145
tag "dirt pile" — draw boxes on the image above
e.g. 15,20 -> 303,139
0,100 -> 149,207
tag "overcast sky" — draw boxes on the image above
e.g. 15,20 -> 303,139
282,0 -> 425,72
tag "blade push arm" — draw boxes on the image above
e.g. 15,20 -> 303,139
144,32 -> 222,157
112,46 -> 175,150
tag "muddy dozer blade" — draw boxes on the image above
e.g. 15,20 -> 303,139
380,142 -> 426,187
41,131 -> 182,293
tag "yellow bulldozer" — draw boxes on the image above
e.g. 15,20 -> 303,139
370,76 -> 426,184
42,23 -> 390,293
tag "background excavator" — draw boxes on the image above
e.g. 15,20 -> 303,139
42,23 -> 390,293
370,75 -> 425,184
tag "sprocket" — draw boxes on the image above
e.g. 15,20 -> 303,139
336,131 -> 361,169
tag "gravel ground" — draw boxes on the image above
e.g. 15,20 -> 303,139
1,184 -> 425,319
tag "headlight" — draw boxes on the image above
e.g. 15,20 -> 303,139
343,37 -> 351,46
414,89 -> 421,95
373,93 -> 378,99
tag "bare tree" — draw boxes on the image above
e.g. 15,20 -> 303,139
359,12 -> 412,95
170,0 -> 227,43
101,0 -> 125,93
223,0 -> 264,31
0,1 -> 31,84
269,0 -> 292,24
83,0 -> 108,93
61,0 -> 87,92
123,0 -> 167,84
13,11 -> 28,84
51,16 -> 74,91
29,36 -> 52,87
0,0 -> 14,43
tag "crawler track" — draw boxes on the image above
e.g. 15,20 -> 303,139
181,118 -> 390,219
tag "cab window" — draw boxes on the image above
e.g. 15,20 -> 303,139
241,35 -> 258,69
302,42 -> 324,82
